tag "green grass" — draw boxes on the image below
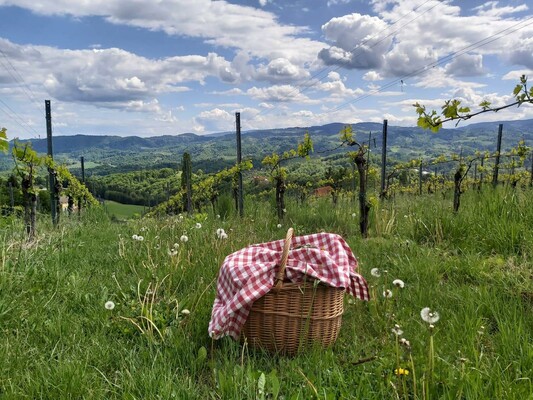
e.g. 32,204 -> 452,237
1,187 -> 532,399
104,200 -> 146,220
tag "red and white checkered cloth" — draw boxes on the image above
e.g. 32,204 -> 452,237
209,232 -> 369,340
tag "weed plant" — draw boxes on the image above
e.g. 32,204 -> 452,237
0,186 -> 532,398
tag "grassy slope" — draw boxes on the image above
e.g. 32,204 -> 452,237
104,200 -> 145,220
0,187 -> 532,399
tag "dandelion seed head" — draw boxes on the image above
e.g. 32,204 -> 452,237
180,235 -> 189,243
277,224 -> 282,228
195,223 -> 202,229
105,301 -> 115,310
168,249 -> 178,256
137,235 -> 144,241
383,289 -> 393,298
371,268 -> 381,277
393,279 -> 405,288
181,309 -> 190,316
421,307 -> 440,324
392,325 -> 403,336
132,234 -> 139,240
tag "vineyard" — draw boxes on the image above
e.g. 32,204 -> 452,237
1,82 -> 533,398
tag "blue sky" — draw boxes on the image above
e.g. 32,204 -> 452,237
0,0 -> 532,140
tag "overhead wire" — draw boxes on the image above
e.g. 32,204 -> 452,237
326,15 -> 533,115
0,98 -> 42,138
252,0 -> 439,122
0,48 -> 66,139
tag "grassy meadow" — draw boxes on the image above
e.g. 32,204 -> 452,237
104,200 -> 146,221
1,187 -> 532,399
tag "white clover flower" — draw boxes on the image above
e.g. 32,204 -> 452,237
393,279 -> 405,288
383,289 -> 393,298
180,235 -> 189,243
168,249 -> 178,256
392,324 -> 403,336
181,309 -> 190,316
371,268 -> 381,277
105,301 -> 115,310
421,307 -> 440,324
277,224 -> 282,228
195,222 -> 202,229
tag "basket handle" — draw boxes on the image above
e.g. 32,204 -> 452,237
274,227 -> 293,291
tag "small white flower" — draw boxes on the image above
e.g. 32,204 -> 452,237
421,307 -> 440,324
351,213 -> 356,218
195,222 -> 202,229
400,338 -> 411,348
180,235 -> 189,243
181,309 -> 190,316
105,301 -> 115,310
216,214 -> 221,219
282,208 -> 287,213
393,279 -> 405,288
167,249 -> 178,256
383,289 -> 393,298
277,224 -> 282,228
371,268 -> 381,277
392,324 -> 403,336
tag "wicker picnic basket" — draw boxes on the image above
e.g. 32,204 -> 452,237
241,228 -> 345,355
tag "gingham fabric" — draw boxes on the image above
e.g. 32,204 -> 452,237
209,232 -> 369,340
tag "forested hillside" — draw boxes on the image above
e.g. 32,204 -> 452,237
2,119 -> 531,176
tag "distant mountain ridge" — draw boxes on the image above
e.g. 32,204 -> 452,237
1,118 -> 532,175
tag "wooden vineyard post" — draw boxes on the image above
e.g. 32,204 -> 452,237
419,160 -> 423,195
235,112 -> 244,217
355,148 -> 370,238
380,119 -> 388,199
181,152 -> 193,214
45,100 -> 58,226
492,124 -> 503,187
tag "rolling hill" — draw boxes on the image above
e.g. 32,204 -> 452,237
1,118 -> 532,176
